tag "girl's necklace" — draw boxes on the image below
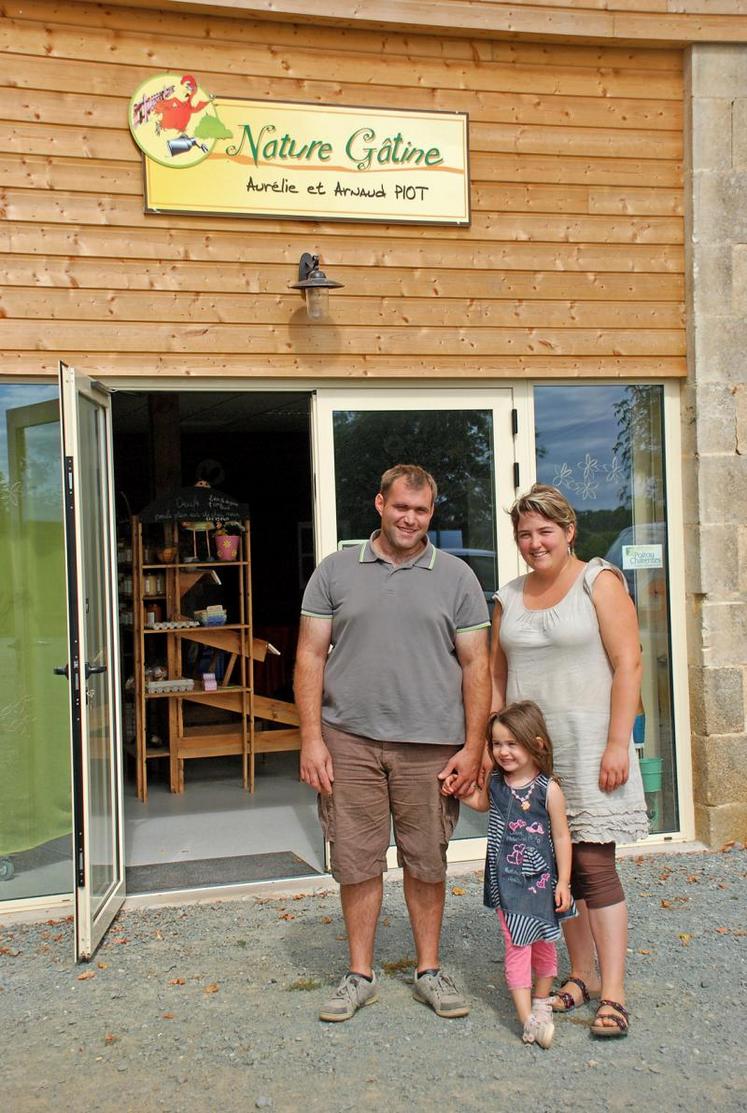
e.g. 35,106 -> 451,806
507,776 -> 537,812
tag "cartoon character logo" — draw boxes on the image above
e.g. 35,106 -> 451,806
128,72 -> 232,169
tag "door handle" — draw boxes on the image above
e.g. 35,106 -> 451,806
85,663 -> 107,678
54,664 -> 69,678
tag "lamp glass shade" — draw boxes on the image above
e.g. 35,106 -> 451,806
305,286 -> 328,321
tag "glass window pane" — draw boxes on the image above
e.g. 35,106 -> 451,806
331,406 -> 497,844
0,384 -> 72,899
534,385 -> 677,835
79,396 -> 118,910
332,408 -> 498,602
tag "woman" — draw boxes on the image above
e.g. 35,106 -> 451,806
490,483 -> 648,1037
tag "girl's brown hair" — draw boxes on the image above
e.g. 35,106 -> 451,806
487,700 -> 554,778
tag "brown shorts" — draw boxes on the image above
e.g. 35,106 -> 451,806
570,842 -> 625,909
318,724 -> 461,886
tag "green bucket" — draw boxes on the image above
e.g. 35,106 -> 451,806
639,756 -> 663,794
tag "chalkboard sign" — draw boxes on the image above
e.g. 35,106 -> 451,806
140,486 -> 249,524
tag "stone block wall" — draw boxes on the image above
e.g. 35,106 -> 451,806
684,46 -> 747,846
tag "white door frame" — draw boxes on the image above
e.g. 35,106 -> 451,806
312,386 -> 521,867
59,363 -> 125,959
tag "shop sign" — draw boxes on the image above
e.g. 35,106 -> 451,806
622,544 -> 663,570
128,73 -> 470,225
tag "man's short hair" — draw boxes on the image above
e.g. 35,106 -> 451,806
379,464 -> 438,504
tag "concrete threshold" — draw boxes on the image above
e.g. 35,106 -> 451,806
121,837 -> 709,911
0,838 -> 709,924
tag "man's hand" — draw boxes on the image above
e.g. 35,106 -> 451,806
478,745 -> 493,789
295,615 -> 334,795
599,742 -> 629,792
300,738 -> 334,795
437,746 -> 481,799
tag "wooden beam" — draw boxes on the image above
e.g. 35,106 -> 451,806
0,289 -> 685,329
1,224 -> 685,270
0,56 -> 684,130
90,0 -> 747,44
3,0 -> 698,67
0,351 -> 689,378
1,256 -> 685,300
254,728 -> 301,753
1,319 -> 687,356
254,695 -> 300,726
0,18 -> 688,95
0,189 -> 685,242
149,394 -> 181,494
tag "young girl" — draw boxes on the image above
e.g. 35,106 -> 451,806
442,700 -> 575,1048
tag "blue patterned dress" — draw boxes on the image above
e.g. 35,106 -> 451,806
482,770 -> 577,945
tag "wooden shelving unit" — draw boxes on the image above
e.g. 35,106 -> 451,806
127,514 -> 302,800
130,515 -> 256,799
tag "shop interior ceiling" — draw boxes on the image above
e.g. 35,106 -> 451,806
112,391 -> 310,435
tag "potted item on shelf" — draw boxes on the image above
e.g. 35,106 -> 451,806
639,754 -> 664,794
633,702 -> 663,827
214,520 -> 244,561
641,759 -> 663,829
194,605 -> 227,626
638,749 -> 664,829
143,602 -> 162,627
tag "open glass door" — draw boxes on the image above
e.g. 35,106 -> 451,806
58,363 -> 124,959
313,388 -> 518,865
2,390 -> 71,903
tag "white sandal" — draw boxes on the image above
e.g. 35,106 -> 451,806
522,997 -> 555,1048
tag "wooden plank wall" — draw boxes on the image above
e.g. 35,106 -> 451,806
148,0 -> 747,45
0,0 -> 685,380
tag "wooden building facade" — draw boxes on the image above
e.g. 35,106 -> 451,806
2,1 -> 689,380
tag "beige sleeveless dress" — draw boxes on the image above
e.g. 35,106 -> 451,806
495,557 -> 648,845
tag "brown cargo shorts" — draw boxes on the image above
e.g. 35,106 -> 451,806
318,723 -> 461,886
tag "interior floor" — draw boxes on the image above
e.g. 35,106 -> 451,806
124,751 -> 487,875
124,752 -> 325,877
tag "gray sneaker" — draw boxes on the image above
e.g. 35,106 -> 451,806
412,968 -> 469,1018
318,972 -> 378,1022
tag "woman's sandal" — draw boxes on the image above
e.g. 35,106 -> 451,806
551,976 -> 592,1013
591,999 -> 630,1038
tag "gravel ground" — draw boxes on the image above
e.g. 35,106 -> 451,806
1,847 -> 745,1113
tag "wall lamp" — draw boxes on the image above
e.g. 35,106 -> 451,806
290,252 -> 344,320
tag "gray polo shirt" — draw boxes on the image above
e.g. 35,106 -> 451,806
301,533 -> 490,745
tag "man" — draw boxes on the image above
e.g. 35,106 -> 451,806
294,464 -> 491,1022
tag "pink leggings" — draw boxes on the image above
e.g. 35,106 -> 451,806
498,910 -> 558,991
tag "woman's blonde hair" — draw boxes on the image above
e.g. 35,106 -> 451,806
487,700 -> 554,779
509,483 -> 577,546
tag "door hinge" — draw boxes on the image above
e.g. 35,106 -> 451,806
511,408 -> 518,436
513,462 -> 520,489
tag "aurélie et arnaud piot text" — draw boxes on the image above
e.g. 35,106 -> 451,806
227,123 -> 446,202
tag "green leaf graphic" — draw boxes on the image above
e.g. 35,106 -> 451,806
194,114 -> 233,140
